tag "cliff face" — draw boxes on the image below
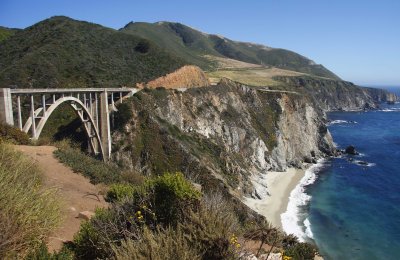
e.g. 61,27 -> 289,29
112,79 -> 334,200
273,76 -> 393,111
362,87 -> 398,103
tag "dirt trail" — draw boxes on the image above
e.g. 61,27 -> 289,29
14,145 -> 108,252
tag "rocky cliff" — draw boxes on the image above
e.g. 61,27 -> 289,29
362,87 -> 398,103
112,79 -> 335,200
274,76 -> 371,111
273,76 -> 396,111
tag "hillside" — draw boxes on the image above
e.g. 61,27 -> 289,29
0,16 -> 186,88
0,26 -> 19,42
121,21 -> 340,79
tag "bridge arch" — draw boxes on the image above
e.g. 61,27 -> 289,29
35,97 -> 105,159
0,87 -> 139,160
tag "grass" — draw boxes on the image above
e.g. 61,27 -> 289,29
0,141 -> 61,258
207,67 -> 304,87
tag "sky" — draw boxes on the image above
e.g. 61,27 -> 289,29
1,0 -> 399,86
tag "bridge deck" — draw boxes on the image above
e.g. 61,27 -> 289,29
10,88 -> 138,94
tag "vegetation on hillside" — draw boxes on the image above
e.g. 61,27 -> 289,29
0,26 -> 18,42
207,67 -> 304,87
0,142 -> 61,258
53,170 -> 317,260
0,16 -> 186,88
0,123 -> 30,144
122,21 -> 340,79
54,141 -> 143,185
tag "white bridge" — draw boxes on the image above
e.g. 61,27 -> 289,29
0,88 -> 139,160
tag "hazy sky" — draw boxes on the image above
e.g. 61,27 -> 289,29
1,0 -> 399,86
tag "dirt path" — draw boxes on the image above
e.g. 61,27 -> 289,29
14,145 -> 108,252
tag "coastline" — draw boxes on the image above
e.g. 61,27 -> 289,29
243,168 -> 306,229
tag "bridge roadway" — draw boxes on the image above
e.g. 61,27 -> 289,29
0,87 -> 140,160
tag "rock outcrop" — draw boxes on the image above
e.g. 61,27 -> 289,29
112,79 -> 335,200
273,76 -> 395,111
344,145 -> 359,155
362,87 -> 398,104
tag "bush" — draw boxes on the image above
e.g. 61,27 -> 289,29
107,189 -> 239,260
54,141 -> 124,184
180,198 -> 240,259
72,208 -> 133,259
284,242 -> 317,260
113,227 -> 200,260
25,241 -> 74,260
147,172 -> 201,223
73,173 -> 201,259
0,142 -> 61,258
0,123 -> 30,144
106,183 -> 136,202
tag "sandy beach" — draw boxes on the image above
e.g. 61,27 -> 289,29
243,168 -> 306,229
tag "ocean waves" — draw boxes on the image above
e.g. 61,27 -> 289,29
281,160 -> 326,242
378,108 -> 400,112
327,120 -> 357,126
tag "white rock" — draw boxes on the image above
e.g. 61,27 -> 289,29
78,211 -> 95,221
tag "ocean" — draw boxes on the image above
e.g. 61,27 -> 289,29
282,87 -> 400,259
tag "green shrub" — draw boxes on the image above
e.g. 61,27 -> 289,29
145,172 -> 201,226
73,208 -> 128,259
113,227 -> 200,260
0,123 -> 30,144
54,141 -> 123,184
0,142 -> 61,258
106,183 -> 136,202
25,241 -> 74,260
284,242 -> 317,260
114,191 -> 240,259
180,195 -> 240,260
72,173 -> 201,259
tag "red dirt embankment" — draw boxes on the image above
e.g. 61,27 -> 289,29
138,65 -> 210,89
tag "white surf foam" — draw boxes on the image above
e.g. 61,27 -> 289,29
280,160 -> 325,242
327,120 -> 358,126
304,218 -> 314,239
354,160 -> 376,167
379,108 -> 400,112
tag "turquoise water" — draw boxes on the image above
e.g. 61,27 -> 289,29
305,89 -> 400,259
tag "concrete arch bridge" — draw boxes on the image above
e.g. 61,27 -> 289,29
0,88 -> 139,160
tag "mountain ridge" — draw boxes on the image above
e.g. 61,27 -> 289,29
121,21 -> 340,79
0,16 -> 186,88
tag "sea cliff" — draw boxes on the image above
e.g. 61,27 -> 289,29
274,76 -> 397,111
112,79 -> 336,202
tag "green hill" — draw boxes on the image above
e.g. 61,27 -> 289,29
0,16 -> 186,88
121,21 -> 340,79
0,26 -> 19,42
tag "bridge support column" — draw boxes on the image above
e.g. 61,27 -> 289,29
0,88 -> 14,126
100,90 -> 111,160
